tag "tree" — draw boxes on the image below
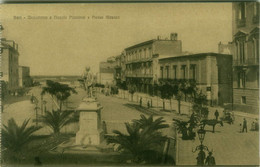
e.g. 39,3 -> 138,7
179,80 -> 197,102
2,118 -> 42,162
133,114 -> 169,132
41,110 -> 77,135
41,80 -> 77,111
192,91 -> 208,119
159,83 -> 173,110
171,83 -> 183,114
106,114 -> 169,164
128,84 -> 137,102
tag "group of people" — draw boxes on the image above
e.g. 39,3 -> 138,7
197,150 -> 216,166
240,118 -> 259,133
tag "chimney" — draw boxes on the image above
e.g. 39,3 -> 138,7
170,33 -> 178,41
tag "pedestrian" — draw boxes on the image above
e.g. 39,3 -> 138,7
205,152 -> 216,165
140,97 -> 142,107
242,118 -> 247,133
251,121 -> 255,131
239,123 -> 242,133
214,110 -> 219,120
196,150 -> 206,166
147,100 -> 150,109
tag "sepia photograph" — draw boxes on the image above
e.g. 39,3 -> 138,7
0,1 -> 259,166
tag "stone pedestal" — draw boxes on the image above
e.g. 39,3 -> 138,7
75,97 -> 104,145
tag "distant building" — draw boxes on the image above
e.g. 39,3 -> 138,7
98,57 -> 117,85
1,38 -> 19,94
159,53 -> 233,106
231,2 -> 259,113
218,42 -> 233,54
18,66 -> 32,87
114,51 -> 126,86
125,33 -> 182,93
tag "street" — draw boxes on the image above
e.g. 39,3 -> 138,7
2,86 -> 259,165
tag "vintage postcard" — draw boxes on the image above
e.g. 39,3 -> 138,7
0,1 -> 259,166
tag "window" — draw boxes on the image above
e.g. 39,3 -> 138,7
190,64 -> 196,80
253,2 -> 259,16
173,65 -> 177,79
238,2 -> 246,20
239,41 -> 245,63
181,65 -> 186,79
238,71 -> 246,88
144,48 -> 147,58
160,66 -> 164,79
241,96 -> 246,104
149,48 -> 152,58
165,66 -> 169,79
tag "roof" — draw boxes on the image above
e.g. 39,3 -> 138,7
125,39 -> 155,51
159,52 -> 232,61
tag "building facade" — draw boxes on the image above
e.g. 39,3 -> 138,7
159,53 -> 233,106
1,38 -> 19,94
114,52 -> 126,86
18,66 -> 32,87
125,33 -> 182,93
231,2 -> 259,113
98,57 -> 117,85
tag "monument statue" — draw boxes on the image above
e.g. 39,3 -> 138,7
81,66 -> 94,97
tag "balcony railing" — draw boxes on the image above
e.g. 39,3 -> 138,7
233,58 -> 259,66
125,73 -> 153,78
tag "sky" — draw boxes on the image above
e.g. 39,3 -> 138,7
1,3 -> 232,76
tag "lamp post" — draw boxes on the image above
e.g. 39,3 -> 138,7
192,125 -> 209,166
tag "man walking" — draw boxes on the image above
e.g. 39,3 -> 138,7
214,110 -> 219,120
242,118 -> 247,133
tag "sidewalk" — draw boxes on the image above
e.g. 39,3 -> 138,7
116,89 -> 259,123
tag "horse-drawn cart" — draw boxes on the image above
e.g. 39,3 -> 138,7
221,110 -> 235,124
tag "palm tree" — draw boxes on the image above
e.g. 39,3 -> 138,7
107,114 -> 169,164
2,118 -> 42,162
133,114 -> 169,132
41,110 -> 77,135
173,119 -> 189,140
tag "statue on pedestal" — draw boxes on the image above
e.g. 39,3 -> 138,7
82,66 -> 94,97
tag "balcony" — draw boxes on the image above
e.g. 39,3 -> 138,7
233,58 -> 259,66
237,18 -> 246,28
125,73 -> 153,78
125,58 -> 153,64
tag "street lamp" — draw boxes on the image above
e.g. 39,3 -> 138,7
197,126 -> 206,144
192,125 -> 209,166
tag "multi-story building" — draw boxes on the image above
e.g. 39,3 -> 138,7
125,33 -> 182,93
1,38 -> 20,94
98,56 -> 116,85
114,51 -> 126,86
231,2 -> 259,113
18,66 -> 32,87
159,53 -> 233,106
